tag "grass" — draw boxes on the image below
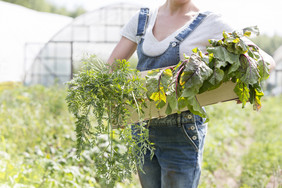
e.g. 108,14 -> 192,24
0,83 -> 281,187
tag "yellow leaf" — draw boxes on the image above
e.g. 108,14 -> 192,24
149,87 -> 166,103
179,72 -> 186,86
233,38 -> 240,43
163,69 -> 173,77
244,31 -> 251,37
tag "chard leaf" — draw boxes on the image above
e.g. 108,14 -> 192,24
186,97 -> 207,119
233,38 -> 240,43
207,46 -> 240,65
249,84 -> 264,110
243,26 -> 260,37
146,69 -> 162,96
239,55 -> 260,85
178,97 -> 188,111
235,40 -> 249,54
149,87 -> 166,103
234,80 -> 250,107
156,100 -> 166,109
145,26 -> 269,120
166,94 -> 178,112
257,56 -> 270,81
253,88 -> 264,110
165,102 -> 172,115
180,54 -> 213,98
198,80 -> 214,94
159,68 -> 174,95
214,60 -> 228,69
223,31 -> 228,39
208,68 -> 224,86
227,60 -> 241,74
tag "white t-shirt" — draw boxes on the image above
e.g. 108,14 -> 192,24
121,8 -> 234,60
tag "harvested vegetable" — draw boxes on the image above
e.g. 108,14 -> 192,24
146,26 -> 270,119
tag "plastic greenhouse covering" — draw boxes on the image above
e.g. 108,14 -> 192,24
0,1 -> 72,82
24,2 -> 144,86
269,46 -> 282,94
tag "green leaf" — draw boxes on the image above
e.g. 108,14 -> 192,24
192,48 -> 199,53
223,31 -> 228,39
208,68 -> 224,86
234,80 -> 250,107
257,57 -> 270,81
165,102 -> 172,115
180,54 -> 213,98
146,69 -> 162,97
160,68 -> 173,92
207,46 -> 240,65
178,97 -> 188,111
149,89 -> 166,103
166,94 -> 178,112
239,55 -> 260,85
243,26 -> 260,37
236,40 -> 249,54
227,60 -> 241,74
249,84 -> 264,110
156,100 -> 166,109
254,88 -> 264,110
233,38 -> 240,43
186,97 -> 207,119
198,80 -> 214,94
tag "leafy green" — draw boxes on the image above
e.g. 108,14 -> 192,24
146,26 -> 271,119
146,52 -> 213,118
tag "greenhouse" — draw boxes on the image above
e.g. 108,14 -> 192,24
22,0 -> 282,87
0,1 -> 72,82
23,1 -> 147,86
269,45 -> 282,94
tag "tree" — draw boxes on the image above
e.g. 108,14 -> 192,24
0,0 -> 86,18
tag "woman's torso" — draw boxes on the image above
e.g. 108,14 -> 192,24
136,8 -> 211,71
121,7 -> 234,63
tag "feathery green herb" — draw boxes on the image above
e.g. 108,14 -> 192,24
66,57 -> 153,186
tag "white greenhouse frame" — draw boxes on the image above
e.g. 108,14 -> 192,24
24,2 -> 143,86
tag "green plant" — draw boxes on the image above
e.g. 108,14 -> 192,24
0,84 -> 281,187
146,26 -> 270,119
66,26 -> 272,186
66,56 -> 154,186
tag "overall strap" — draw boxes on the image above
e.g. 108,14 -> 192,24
136,8 -> 150,36
175,11 -> 211,42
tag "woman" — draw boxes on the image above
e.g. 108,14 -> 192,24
107,0 -> 275,187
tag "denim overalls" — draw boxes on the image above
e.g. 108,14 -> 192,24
135,8 -> 209,188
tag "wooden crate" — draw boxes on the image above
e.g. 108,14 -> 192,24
125,70 -> 238,124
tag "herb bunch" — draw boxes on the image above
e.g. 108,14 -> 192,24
146,26 -> 270,119
66,57 -> 153,186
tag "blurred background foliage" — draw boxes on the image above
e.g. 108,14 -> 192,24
0,0 -> 86,18
0,83 -> 281,187
252,34 -> 282,55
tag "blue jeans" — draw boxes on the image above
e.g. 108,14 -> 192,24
137,111 -> 207,188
